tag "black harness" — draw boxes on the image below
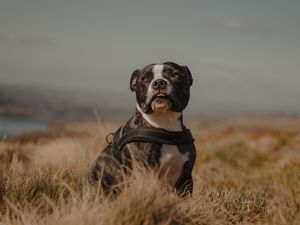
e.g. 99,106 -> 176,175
110,125 -> 195,150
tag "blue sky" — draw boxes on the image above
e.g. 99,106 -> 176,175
0,0 -> 299,115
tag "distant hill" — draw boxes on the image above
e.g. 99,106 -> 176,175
0,84 -> 132,121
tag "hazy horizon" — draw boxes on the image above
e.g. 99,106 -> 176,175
1,0 -> 299,115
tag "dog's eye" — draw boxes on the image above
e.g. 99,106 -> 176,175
140,75 -> 150,82
170,73 -> 180,79
140,76 -> 146,81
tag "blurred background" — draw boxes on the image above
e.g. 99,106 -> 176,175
0,0 -> 299,137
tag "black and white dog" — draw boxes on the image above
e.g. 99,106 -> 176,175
85,62 -> 196,196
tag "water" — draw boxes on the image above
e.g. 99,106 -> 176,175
0,115 -> 48,139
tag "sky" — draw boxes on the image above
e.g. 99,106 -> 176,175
0,0 -> 299,115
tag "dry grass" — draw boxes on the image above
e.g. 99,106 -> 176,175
0,117 -> 300,225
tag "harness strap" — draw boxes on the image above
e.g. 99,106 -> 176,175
115,126 -> 194,150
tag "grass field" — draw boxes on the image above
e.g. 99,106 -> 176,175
0,117 -> 300,225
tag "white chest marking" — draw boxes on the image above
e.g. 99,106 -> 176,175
158,144 -> 189,188
136,104 -> 182,131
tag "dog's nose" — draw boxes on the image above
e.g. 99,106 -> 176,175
152,79 -> 167,90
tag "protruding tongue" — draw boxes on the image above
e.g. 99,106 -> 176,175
156,93 -> 166,97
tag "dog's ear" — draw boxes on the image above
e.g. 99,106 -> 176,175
130,69 -> 140,92
181,65 -> 193,86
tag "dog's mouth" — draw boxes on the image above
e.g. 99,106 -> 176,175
149,93 -> 173,113
151,93 -> 170,101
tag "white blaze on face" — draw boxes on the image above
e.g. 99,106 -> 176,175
149,65 -> 166,93
152,64 -> 164,79
146,64 -> 172,108
150,64 -> 173,93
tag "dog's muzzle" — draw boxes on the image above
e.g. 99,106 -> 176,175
152,79 -> 167,90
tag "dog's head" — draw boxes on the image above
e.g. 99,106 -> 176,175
130,62 -> 193,114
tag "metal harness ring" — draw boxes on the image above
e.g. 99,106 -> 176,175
105,132 -> 115,144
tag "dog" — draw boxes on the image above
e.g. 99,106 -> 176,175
84,62 -> 196,197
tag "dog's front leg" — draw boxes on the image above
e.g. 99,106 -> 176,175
175,172 -> 193,197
